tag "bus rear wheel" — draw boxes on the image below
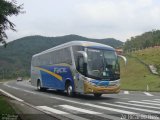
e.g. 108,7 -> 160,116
66,83 -> 74,97
94,93 -> 102,98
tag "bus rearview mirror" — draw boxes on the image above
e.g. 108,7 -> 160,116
118,55 -> 127,66
77,51 -> 88,63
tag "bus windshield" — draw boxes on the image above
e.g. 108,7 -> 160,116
87,48 -> 120,80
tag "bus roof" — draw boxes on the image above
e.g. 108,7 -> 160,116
33,41 -> 115,57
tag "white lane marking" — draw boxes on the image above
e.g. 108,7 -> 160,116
142,100 -> 160,103
60,105 -> 100,114
84,103 -> 136,114
129,101 -> 160,106
4,82 -> 36,94
37,106 -> 68,114
23,90 -> 36,94
37,106 -> 89,120
124,91 -> 129,94
50,96 -> 81,104
0,89 -> 23,102
154,99 -> 160,101
59,105 -> 125,120
50,96 -> 135,114
16,81 -> 36,88
143,92 -> 153,96
116,102 -> 160,109
4,83 -> 19,90
100,102 -> 160,114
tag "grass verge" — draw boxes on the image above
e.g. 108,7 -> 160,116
132,47 -> 160,74
0,95 -> 15,114
120,56 -> 160,92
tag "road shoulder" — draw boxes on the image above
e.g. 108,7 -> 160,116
0,89 -> 59,120
9,100 -> 58,120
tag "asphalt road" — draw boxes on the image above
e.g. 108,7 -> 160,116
0,80 -> 160,120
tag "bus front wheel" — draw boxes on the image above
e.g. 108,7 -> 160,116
66,83 -> 74,97
37,80 -> 46,91
94,93 -> 102,98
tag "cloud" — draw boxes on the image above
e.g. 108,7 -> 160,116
6,0 -> 160,42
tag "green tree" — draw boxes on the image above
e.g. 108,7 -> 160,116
123,30 -> 160,52
0,0 -> 23,47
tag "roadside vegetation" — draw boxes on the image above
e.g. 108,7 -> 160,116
121,29 -> 160,91
120,55 -> 160,92
124,30 -> 160,52
0,96 -> 15,114
132,47 -> 160,74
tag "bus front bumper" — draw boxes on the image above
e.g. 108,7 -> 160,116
84,81 -> 120,94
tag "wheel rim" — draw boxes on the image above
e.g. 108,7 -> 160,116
67,85 -> 72,95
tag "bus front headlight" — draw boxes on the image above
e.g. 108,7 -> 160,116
109,80 -> 120,86
90,82 -> 97,86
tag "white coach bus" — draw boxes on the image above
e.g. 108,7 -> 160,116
31,41 -> 124,97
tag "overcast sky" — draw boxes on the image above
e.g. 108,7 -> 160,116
6,0 -> 160,42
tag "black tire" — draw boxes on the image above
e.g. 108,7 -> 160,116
37,80 -> 46,91
94,93 -> 102,98
66,83 -> 74,97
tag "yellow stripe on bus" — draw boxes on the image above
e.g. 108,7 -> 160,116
35,67 -> 62,81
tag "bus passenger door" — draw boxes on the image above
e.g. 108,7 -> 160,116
76,56 -> 87,93
75,73 -> 84,93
